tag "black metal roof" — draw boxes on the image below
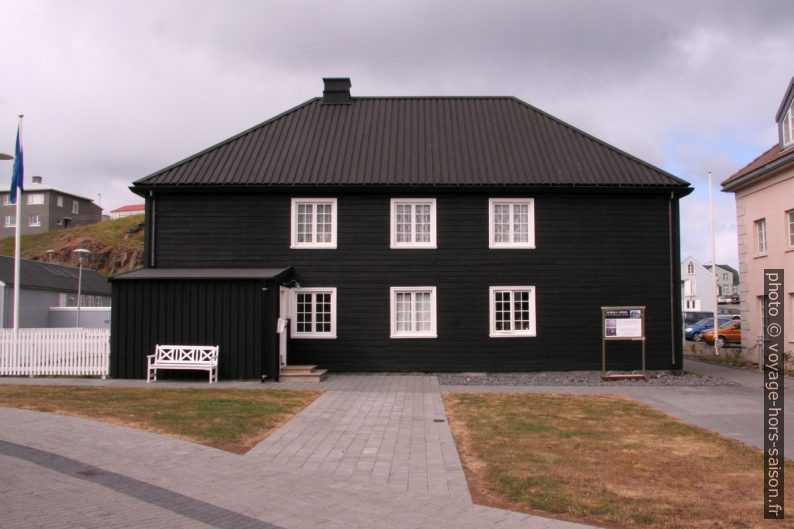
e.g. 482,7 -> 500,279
135,93 -> 689,191
111,267 -> 292,281
0,256 -> 110,296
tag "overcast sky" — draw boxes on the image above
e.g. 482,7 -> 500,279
2,0 -> 792,269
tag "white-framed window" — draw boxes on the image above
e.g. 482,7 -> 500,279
291,288 -> 337,338
3,195 -> 11,206
787,210 -> 794,249
390,198 -> 437,248
686,262 -> 694,275
755,218 -> 767,255
290,198 -> 337,249
72,200 -> 80,214
488,198 -> 535,249
57,196 -> 64,208
489,286 -> 537,337
26,193 -> 44,205
389,287 -> 437,338
783,103 -> 794,147
4,215 -> 15,227
29,214 -> 40,227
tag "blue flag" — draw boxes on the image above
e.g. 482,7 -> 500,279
9,125 -> 23,204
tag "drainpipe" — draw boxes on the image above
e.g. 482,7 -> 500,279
148,191 -> 156,268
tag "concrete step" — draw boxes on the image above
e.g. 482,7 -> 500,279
279,366 -> 327,382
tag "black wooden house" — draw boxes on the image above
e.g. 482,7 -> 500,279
111,78 -> 692,380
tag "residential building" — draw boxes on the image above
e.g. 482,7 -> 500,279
111,77 -> 692,380
704,264 -> 739,299
722,76 -> 794,361
0,176 -> 102,238
109,204 -> 145,220
0,256 -> 111,328
681,257 -> 716,314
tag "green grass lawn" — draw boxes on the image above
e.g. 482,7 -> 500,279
0,385 -> 320,453
444,392 -> 794,529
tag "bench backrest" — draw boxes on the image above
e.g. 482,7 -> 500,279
155,345 -> 219,364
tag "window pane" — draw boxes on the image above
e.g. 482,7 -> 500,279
789,211 -> 794,247
513,291 -> 530,330
415,204 -> 430,243
297,204 -> 313,243
296,293 -> 313,333
513,204 -> 528,243
396,292 -> 412,331
316,293 -> 331,332
316,204 -> 332,243
494,204 -> 510,242
396,204 -> 412,243
494,291 -> 511,331
415,292 -> 431,332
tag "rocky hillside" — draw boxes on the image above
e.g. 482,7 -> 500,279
0,215 -> 145,276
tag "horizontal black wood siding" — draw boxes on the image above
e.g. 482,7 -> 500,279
111,278 -> 271,380
131,190 -> 680,374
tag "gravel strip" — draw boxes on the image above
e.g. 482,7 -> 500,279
437,370 -> 738,386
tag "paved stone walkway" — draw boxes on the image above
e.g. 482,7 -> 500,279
0,375 -> 594,529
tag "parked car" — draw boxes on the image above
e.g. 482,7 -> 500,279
702,320 -> 742,347
684,316 -> 735,341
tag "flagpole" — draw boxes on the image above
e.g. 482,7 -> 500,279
12,114 -> 23,338
708,170 -> 719,357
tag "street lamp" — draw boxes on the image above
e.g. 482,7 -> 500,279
74,248 -> 91,327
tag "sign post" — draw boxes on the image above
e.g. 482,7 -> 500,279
601,306 -> 646,373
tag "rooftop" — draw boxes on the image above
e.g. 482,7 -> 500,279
134,78 -> 690,193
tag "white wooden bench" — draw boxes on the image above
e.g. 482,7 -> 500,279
147,345 -> 219,383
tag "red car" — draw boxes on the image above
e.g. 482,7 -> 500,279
702,320 -> 741,347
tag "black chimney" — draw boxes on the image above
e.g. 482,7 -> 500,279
322,77 -> 352,105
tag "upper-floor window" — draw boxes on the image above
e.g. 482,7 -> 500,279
488,198 -> 535,249
686,262 -> 694,275
57,196 -> 64,208
29,214 -> 40,227
755,218 -> 767,255
26,193 -> 44,205
722,273 -> 728,281
390,198 -> 436,249
2,195 -> 11,206
291,288 -> 337,338
783,103 -> 794,147
4,215 -> 15,227
788,210 -> 794,249
290,198 -> 337,249
489,286 -> 537,337
72,200 -> 79,214
389,287 -> 437,339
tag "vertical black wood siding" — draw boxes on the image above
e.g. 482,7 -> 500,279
119,190 -> 682,375
111,278 -> 270,379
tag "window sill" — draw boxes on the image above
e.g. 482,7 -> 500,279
292,334 -> 337,340
489,244 -> 536,250
390,244 -> 437,250
290,244 -> 337,250
490,332 -> 537,338
390,333 -> 437,339
753,254 -> 768,259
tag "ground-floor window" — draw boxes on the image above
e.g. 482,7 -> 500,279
489,286 -> 536,337
291,288 -> 337,338
390,287 -> 437,338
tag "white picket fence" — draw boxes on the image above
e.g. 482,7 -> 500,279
0,328 -> 110,377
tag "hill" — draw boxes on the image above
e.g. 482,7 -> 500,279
0,215 -> 144,276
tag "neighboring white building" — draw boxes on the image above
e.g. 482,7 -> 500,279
681,256 -> 717,314
704,264 -> 740,299
722,77 -> 794,362
109,204 -> 145,219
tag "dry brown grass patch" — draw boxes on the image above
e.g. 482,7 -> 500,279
443,392 -> 794,529
0,385 -> 320,454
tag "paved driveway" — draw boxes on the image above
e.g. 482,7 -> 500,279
0,375 -> 593,529
0,362 -> 786,528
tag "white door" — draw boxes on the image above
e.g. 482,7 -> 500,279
278,287 -> 289,367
